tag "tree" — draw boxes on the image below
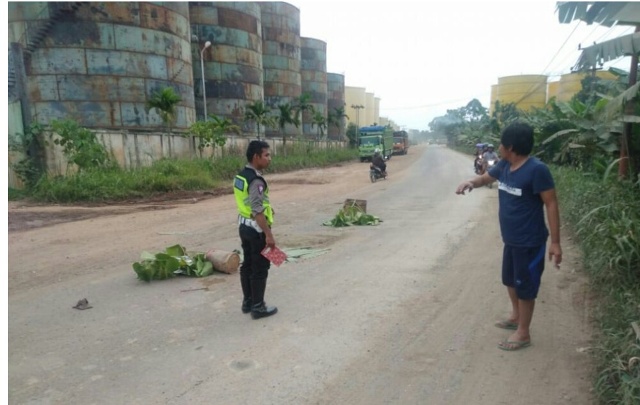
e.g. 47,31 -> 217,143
311,111 -> 327,141
146,87 -> 181,158
327,106 -> 349,140
276,103 -> 300,155
187,115 -> 240,159
244,100 -> 275,140
292,93 -> 315,130
345,123 -> 357,148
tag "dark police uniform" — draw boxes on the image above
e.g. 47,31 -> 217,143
233,164 -> 277,318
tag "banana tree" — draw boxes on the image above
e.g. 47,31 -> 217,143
557,1 -> 640,178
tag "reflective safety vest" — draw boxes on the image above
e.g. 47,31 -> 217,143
233,167 -> 274,226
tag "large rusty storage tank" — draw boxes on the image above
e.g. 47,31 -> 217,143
496,75 -> 547,111
300,37 -> 327,138
260,2 -> 301,137
556,71 -> 617,102
190,2 -> 263,128
345,86 -> 366,127
8,2 -> 195,130
327,72 -> 345,139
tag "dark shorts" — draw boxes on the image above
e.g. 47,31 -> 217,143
502,244 -> 546,300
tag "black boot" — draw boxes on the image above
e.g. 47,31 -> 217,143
250,279 -> 277,319
250,301 -> 278,319
241,298 -> 252,314
241,276 -> 252,314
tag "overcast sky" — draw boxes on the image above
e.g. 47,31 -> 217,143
291,0 -> 634,130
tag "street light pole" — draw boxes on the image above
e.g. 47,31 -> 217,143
351,104 -> 364,146
200,41 -> 211,120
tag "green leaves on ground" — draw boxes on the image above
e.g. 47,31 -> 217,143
323,206 -> 381,227
133,244 -> 213,282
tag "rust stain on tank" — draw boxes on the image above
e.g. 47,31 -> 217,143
218,8 -> 258,35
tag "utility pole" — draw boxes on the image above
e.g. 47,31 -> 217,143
351,104 -> 364,147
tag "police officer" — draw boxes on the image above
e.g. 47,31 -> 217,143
233,140 -> 278,319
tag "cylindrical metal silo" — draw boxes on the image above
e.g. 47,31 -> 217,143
556,71 -> 617,102
345,86 -> 366,128
547,81 -> 560,103
260,2 -> 301,137
496,75 -> 547,111
300,37 -> 327,138
327,72 -> 345,139
190,2 -> 263,130
490,84 -> 498,115
8,2 -> 195,130
374,97 -> 381,126
365,92 -> 375,126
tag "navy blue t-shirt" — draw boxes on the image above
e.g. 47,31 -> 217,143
488,157 -> 555,247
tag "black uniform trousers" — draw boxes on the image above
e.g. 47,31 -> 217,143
239,224 -> 271,304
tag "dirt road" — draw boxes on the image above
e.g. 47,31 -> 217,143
8,145 -> 594,404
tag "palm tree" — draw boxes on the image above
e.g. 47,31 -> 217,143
244,101 -> 275,140
311,111 -> 327,141
146,87 -> 181,158
277,103 -> 300,156
293,93 -> 315,131
327,106 -> 349,140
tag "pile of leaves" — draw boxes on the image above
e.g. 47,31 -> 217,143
132,244 -> 213,282
323,206 -> 382,227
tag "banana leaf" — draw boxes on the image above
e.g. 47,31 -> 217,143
133,245 -> 214,282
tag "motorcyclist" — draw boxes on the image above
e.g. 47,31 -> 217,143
370,150 -> 387,176
474,143 -> 486,174
481,144 -> 499,173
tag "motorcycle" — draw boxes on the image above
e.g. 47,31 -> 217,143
369,165 -> 387,182
474,154 -> 483,174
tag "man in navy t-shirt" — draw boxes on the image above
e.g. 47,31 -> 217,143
455,122 -> 562,351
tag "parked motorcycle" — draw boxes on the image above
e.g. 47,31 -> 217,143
369,165 -> 387,182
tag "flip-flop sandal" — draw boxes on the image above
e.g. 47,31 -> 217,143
494,320 -> 518,330
498,339 -> 531,351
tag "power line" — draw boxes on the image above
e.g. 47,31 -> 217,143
542,21 -> 581,75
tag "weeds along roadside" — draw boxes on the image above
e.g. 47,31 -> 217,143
15,146 -> 359,204
552,166 -> 640,405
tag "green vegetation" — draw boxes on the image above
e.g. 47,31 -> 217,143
187,115 -> 240,158
49,119 -> 112,172
553,167 -> 640,404
15,144 -> 358,203
8,122 -> 46,188
133,244 -> 213,282
323,203 -> 382,227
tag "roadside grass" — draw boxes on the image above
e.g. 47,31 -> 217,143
552,166 -> 640,405
15,147 -> 359,203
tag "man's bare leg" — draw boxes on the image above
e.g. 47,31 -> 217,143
507,286 -> 519,323
509,299 -> 535,342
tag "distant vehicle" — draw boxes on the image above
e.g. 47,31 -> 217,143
392,130 -> 409,155
358,125 -> 394,162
